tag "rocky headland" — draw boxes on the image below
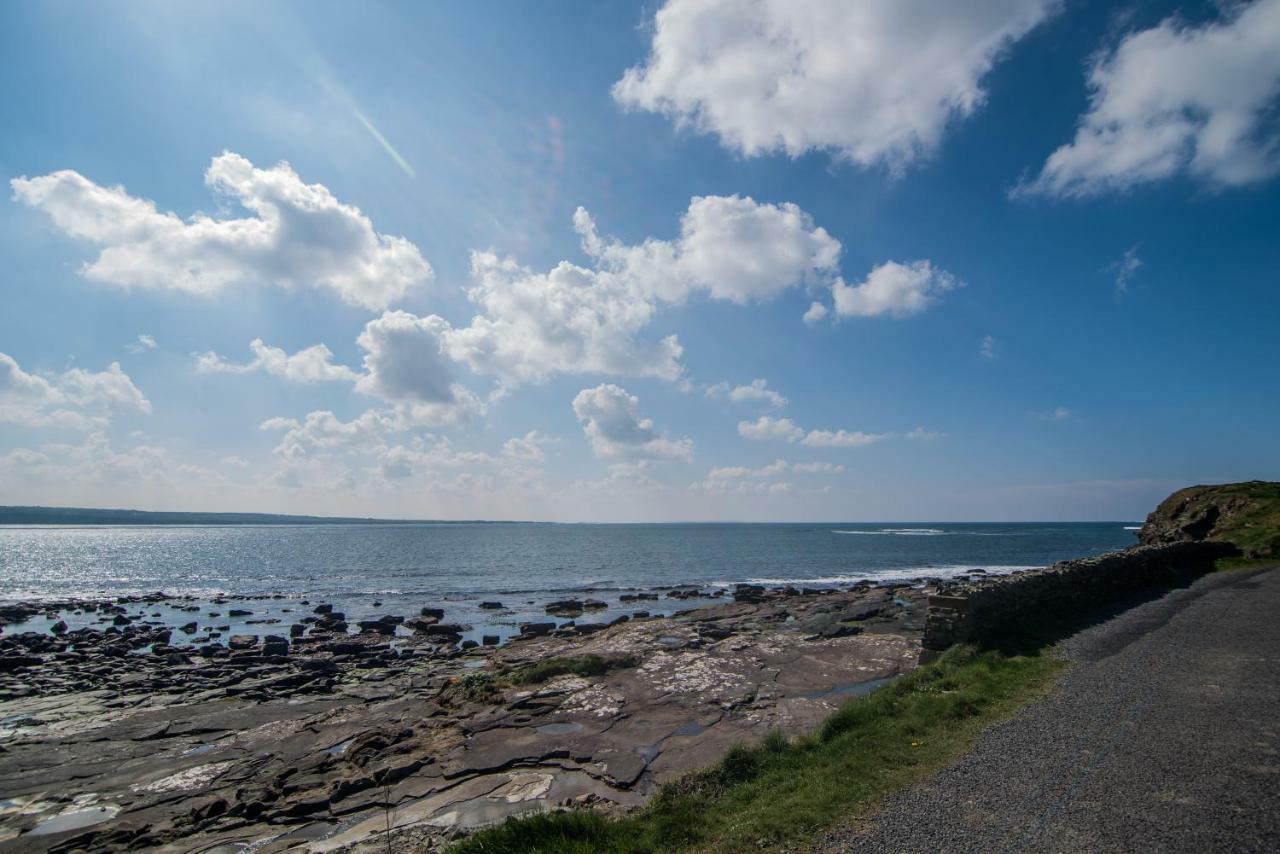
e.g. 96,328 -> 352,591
1138,480 -> 1280,559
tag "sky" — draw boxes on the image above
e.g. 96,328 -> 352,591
1,0 -> 1278,523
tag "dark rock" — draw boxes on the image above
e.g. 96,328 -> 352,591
50,620 -> 68,635
228,635 -> 257,650
179,622 -> 199,634
482,634 -> 500,645
228,609 -> 252,617
519,622 -> 555,637
0,655 -> 41,672
261,639 -> 289,657
421,623 -> 465,639
479,601 -> 504,610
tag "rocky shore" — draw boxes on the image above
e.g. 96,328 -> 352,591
0,578 -> 942,852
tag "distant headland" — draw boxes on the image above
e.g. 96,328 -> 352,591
0,505 -> 521,526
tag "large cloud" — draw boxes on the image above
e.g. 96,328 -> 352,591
572,384 -> 693,461
11,152 -> 432,309
1020,0 -> 1280,197
0,352 -> 150,428
614,0 -> 1057,169
441,250 -> 683,386
197,311 -> 483,426
438,195 -> 839,386
356,311 -> 458,403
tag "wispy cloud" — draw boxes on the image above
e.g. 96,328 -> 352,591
1109,245 -> 1143,293
980,334 -> 998,360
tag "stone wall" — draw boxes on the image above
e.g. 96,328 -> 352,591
920,541 -> 1238,660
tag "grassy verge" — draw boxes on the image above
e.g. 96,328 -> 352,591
448,645 -> 1063,853
1215,556 -> 1280,572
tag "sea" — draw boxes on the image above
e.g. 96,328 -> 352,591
0,522 -> 1140,645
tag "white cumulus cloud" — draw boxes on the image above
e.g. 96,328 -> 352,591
0,352 -> 150,428
11,152 -> 432,310
1020,0 -> 1280,197
737,415 -> 804,442
126,334 -> 157,354
614,0 -> 1058,169
738,414 -> 888,448
437,195 -> 839,387
705,378 -> 787,408
572,384 -> 693,461
800,428 -> 888,448
502,430 -> 558,463
195,339 -> 358,383
830,260 -> 959,319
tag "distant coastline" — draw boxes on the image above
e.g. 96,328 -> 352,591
0,505 -> 524,526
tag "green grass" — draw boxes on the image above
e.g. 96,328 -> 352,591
448,645 -> 1063,853
1206,481 -> 1280,558
1153,481 -> 1280,559
506,654 -> 639,686
1215,556 -> 1280,572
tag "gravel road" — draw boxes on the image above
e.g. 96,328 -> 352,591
817,565 -> 1280,853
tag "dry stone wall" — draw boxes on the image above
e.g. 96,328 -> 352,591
920,541 -> 1238,659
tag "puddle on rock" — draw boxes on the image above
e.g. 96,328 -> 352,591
801,675 -> 897,701
180,741 -> 224,757
27,805 -> 119,837
325,737 -> 356,756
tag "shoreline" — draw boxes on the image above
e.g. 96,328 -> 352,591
0,578 -> 937,851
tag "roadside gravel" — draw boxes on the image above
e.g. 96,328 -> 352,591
817,565 -> 1280,853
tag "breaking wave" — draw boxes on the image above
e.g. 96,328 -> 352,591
743,564 -> 1040,586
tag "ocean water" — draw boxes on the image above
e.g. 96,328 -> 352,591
0,522 -> 1138,643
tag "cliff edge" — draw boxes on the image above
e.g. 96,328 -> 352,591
1139,481 -> 1280,559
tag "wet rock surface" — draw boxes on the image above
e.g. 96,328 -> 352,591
0,584 -> 934,852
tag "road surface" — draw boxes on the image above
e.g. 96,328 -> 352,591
819,564 -> 1280,852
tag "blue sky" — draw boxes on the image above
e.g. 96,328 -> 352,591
1,0 -> 1278,522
